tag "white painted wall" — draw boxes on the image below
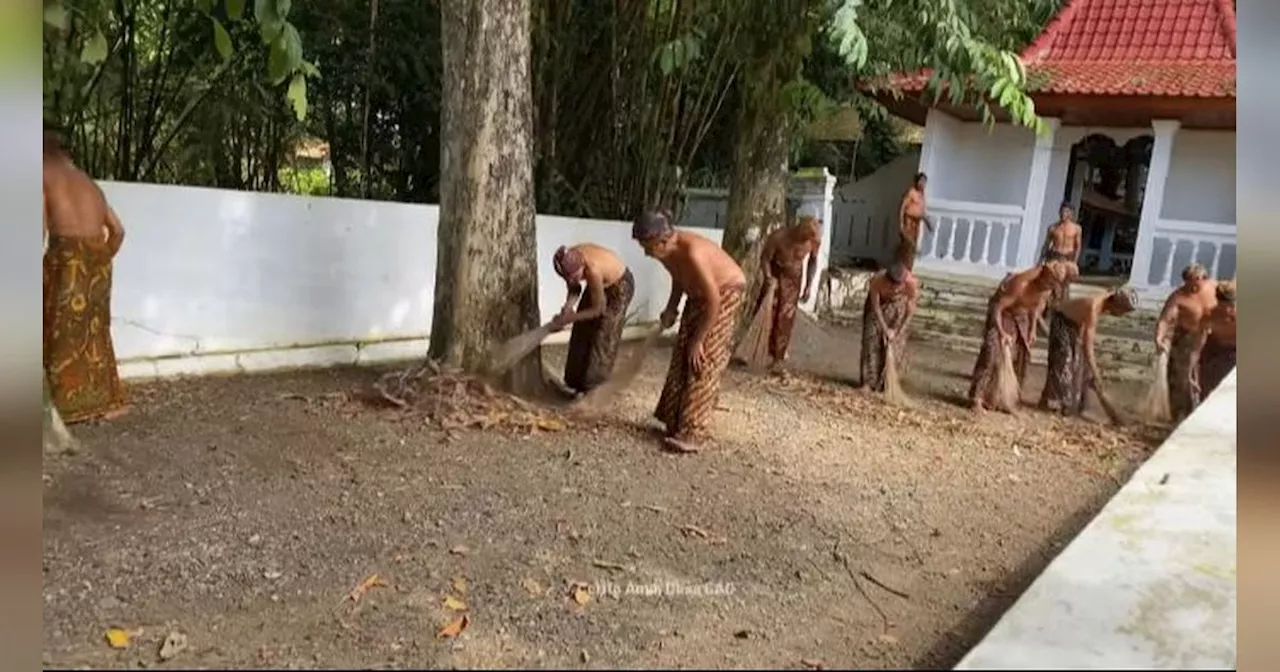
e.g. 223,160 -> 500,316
100,182 -> 724,377
1161,130 -> 1236,225
930,120 -> 1035,207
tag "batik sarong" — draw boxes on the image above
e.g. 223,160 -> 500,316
968,293 -> 1032,407
860,292 -> 910,391
1038,309 -> 1089,414
44,234 -> 126,423
563,268 -> 636,393
1167,325 -> 1200,421
767,262 -> 803,363
655,286 -> 745,442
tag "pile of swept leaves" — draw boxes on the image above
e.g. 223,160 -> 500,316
369,359 -> 584,436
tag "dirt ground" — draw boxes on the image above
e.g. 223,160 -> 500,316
43,319 -> 1168,670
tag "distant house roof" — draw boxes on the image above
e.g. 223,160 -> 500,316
861,0 -> 1236,127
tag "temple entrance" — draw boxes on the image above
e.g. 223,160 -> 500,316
1060,134 -> 1153,282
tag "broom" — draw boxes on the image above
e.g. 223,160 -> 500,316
574,322 -> 665,412
733,281 -> 776,372
990,339 -> 1022,413
485,321 -> 558,376
1138,350 -> 1172,423
881,331 -> 908,405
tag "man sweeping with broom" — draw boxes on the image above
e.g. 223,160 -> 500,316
1153,263 -> 1218,421
548,244 -> 635,398
1037,286 -> 1138,423
968,260 -> 1070,413
1191,280 -> 1236,400
737,204 -> 823,375
859,263 -> 919,396
632,209 -> 745,454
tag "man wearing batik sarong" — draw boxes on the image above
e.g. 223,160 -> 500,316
632,209 -> 746,453
1040,202 -> 1083,303
755,204 -> 822,375
1037,286 -> 1138,424
43,131 -> 129,423
968,260 -> 1070,413
1154,263 -> 1218,421
1191,279 -> 1236,399
859,262 -> 919,392
548,243 -> 635,397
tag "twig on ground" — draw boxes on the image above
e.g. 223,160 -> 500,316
859,570 -> 911,600
832,541 -> 891,633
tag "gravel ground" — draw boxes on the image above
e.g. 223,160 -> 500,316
43,318 -> 1168,670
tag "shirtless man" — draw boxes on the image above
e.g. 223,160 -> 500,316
549,243 -> 635,396
968,260 -> 1070,412
632,209 -> 746,453
859,263 -> 920,392
754,205 -> 822,374
1038,286 -> 1139,424
1041,202 -> 1083,301
1154,263 -> 1218,420
895,172 -> 934,271
44,131 -> 129,424
1190,279 -> 1236,400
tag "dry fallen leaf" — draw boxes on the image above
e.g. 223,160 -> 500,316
877,633 -> 899,645
451,575 -> 468,595
449,545 -> 470,556
592,559 -> 627,572
801,658 -> 825,669
570,582 -> 591,605
104,628 -> 133,649
436,613 -> 470,639
521,577 -> 545,596
535,417 -> 567,432
158,631 -> 188,661
347,574 -> 389,602
442,595 -> 468,611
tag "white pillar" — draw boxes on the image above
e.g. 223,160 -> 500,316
1128,120 -> 1180,288
1015,118 -> 1061,269
918,109 -> 943,181
792,167 -> 837,314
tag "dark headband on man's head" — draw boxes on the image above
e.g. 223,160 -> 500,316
887,263 -> 906,284
632,208 -> 675,241
553,245 -> 585,277
1060,200 -> 1073,210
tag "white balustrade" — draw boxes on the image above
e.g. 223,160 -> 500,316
1141,219 -> 1237,289
916,199 -> 1025,279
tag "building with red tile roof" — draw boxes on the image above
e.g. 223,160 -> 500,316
831,0 -> 1236,305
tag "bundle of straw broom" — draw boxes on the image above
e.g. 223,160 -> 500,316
733,282 -> 776,372
881,332 -> 908,405
989,339 -> 1022,412
575,322 -> 665,412
1138,350 -> 1172,423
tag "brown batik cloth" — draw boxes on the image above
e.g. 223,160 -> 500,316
1198,336 -> 1236,400
860,291 -> 910,391
968,293 -> 1032,407
1042,250 -> 1073,303
563,268 -> 636,393
655,285 -> 745,442
1038,309 -> 1090,415
44,234 -> 127,423
1167,325 -> 1201,421
768,261 -> 803,362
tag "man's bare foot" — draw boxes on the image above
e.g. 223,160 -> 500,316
662,436 -> 701,453
970,400 -> 985,413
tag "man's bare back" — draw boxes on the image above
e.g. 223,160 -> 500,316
570,243 -> 627,287
44,138 -> 123,250
663,231 -> 746,298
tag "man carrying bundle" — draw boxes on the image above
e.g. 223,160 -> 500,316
1037,286 -> 1139,423
1154,263 -> 1218,421
549,243 -> 635,397
44,131 -> 129,424
968,261 -> 1070,413
1191,279 -> 1236,400
895,173 -> 934,271
752,204 -> 823,375
632,209 -> 746,453
1040,202 -> 1083,302
859,263 -> 919,392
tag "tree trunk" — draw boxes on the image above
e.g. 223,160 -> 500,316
44,378 -> 78,455
720,76 -> 791,340
431,0 -> 543,395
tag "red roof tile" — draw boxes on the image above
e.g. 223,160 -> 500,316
876,0 -> 1237,99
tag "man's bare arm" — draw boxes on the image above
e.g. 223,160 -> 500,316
105,206 -> 126,256
992,293 -> 1017,342
663,279 -> 684,316
567,267 -> 607,323
870,285 -> 889,334
898,283 -> 920,334
1154,294 -> 1179,350
758,234 -> 779,285
897,195 -> 910,235
1188,327 -> 1211,389
688,250 -> 722,352
802,242 -> 820,298
1070,228 -> 1082,264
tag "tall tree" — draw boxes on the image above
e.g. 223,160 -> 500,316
429,0 -> 542,394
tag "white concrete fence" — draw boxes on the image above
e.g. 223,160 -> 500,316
101,179 -> 838,379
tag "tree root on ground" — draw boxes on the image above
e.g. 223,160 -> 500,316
369,359 -> 591,436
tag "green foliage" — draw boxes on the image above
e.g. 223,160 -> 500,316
278,165 -> 330,195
